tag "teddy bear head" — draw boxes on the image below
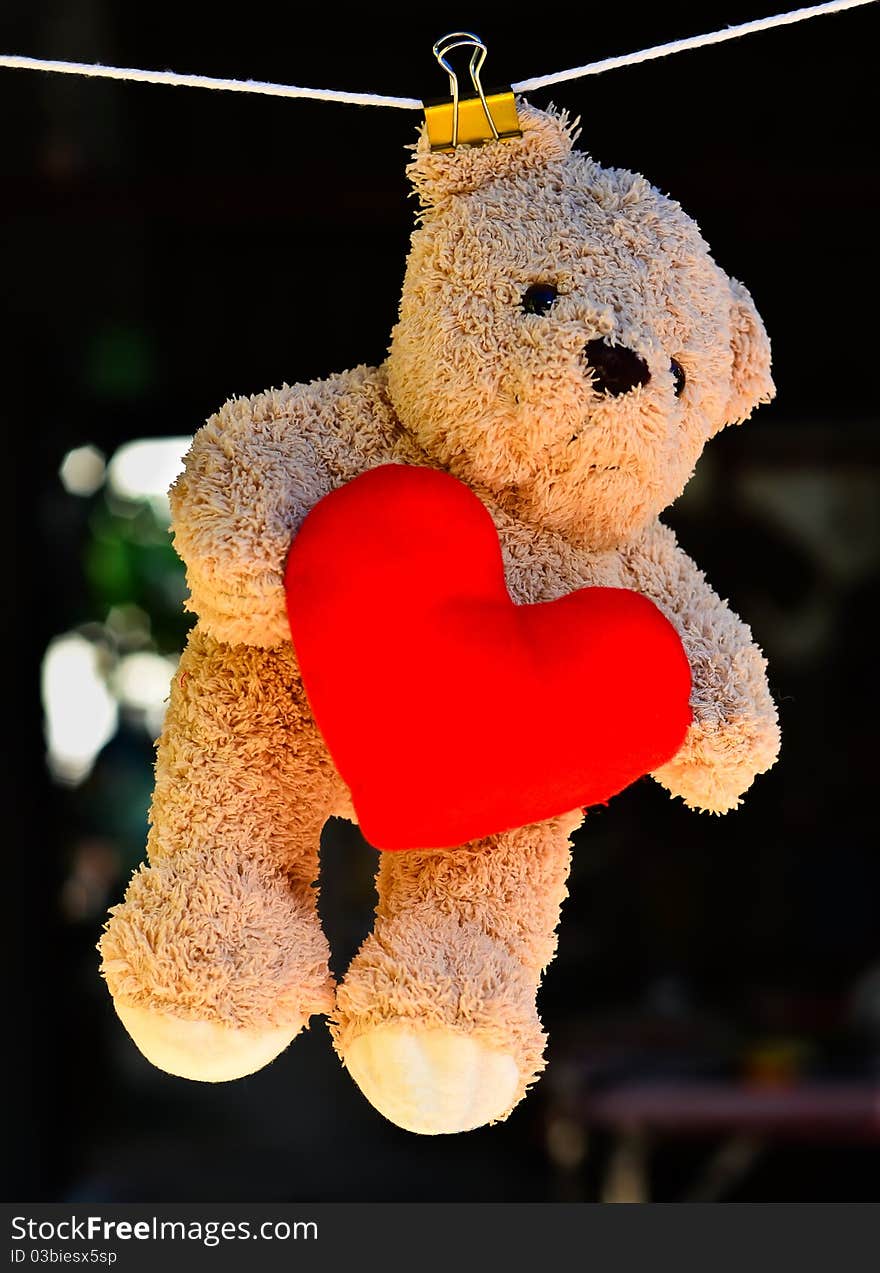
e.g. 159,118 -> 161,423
385,102 -> 773,548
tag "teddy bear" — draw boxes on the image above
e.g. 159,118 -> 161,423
99,101 -> 780,1135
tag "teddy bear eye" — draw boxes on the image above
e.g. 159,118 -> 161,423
670,358 -> 686,397
522,282 -> 558,315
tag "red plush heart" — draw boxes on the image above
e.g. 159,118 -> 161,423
285,464 -> 691,851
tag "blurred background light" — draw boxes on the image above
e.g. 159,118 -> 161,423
112,650 -> 179,736
59,443 -> 106,496
106,437 -> 192,513
105,603 -> 152,643
41,633 -> 119,785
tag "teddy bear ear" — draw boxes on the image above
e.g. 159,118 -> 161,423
720,277 -> 775,428
406,100 -> 577,210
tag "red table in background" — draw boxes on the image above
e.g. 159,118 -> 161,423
543,1081 -> 880,1200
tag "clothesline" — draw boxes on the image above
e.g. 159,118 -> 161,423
0,1 -> 874,110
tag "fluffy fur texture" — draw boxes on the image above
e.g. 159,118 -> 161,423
100,101 -> 780,1131
101,630 -> 337,1028
332,810 -> 581,1119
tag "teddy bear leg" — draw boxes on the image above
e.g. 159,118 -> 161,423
332,810 -> 580,1133
99,627 -> 339,1081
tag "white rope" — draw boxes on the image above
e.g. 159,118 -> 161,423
0,54 -> 422,108
514,0 -> 876,92
0,0 -> 874,108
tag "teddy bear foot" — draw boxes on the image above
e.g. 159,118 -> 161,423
112,999 -> 303,1082
100,845 -> 336,1081
343,1022 -> 520,1135
332,907 -> 548,1134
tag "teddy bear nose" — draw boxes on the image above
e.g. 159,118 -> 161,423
584,338 -> 651,396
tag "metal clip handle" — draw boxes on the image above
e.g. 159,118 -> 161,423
433,32 -> 498,150
423,32 -> 521,153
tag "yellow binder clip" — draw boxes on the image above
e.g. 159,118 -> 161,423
424,32 -> 521,153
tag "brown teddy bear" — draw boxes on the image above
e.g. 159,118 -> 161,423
99,102 -> 779,1135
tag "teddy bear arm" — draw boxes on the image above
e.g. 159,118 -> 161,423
168,387 -> 345,649
622,520 -> 780,813
99,625 -> 339,1080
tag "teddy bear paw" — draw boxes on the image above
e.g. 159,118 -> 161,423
113,1000 -> 304,1082
343,1023 -> 520,1135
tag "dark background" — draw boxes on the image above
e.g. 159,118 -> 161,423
4,1 -> 880,1202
